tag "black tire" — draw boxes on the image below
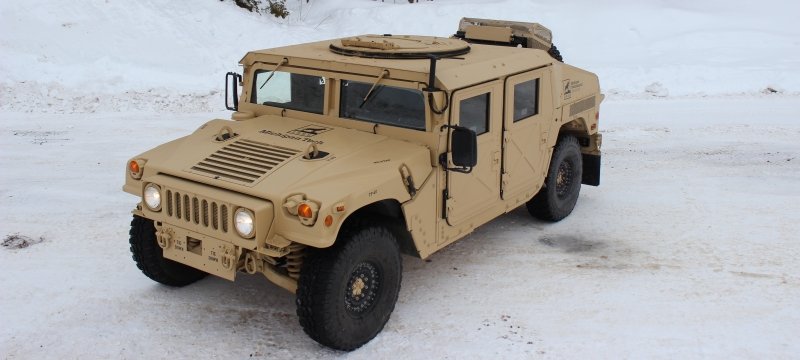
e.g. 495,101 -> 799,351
129,215 -> 207,287
527,136 -> 582,221
548,44 -> 563,62
296,217 -> 403,351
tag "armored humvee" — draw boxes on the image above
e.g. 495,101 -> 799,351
124,18 -> 602,350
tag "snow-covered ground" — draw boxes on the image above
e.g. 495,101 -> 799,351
2,97 -> 799,358
2,0 -> 799,358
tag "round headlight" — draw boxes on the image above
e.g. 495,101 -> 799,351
234,208 -> 255,238
143,184 -> 161,211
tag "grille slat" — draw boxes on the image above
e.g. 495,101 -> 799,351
192,197 -> 200,224
190,139 -> 299,185
202,200 -> 209,227
212,203 -> 219,230
166,190 -> 173,216
175,192 -> 182,219
221,205 -> 229,233
183,195 -> 190,222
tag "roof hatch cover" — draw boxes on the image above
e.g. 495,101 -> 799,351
330,35 -> 470,59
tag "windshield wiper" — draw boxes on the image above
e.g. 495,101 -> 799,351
259,58 -> 288,89
359,69 -> 389,108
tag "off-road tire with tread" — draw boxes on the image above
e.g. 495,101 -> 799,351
296,217 -> 403,351
527,135 -> 582,221
129,215 -> 207,287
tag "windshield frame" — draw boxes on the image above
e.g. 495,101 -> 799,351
247,64 -> 330,116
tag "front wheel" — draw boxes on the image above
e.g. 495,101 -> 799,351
296,218 -> 403,351
527,135 -> 583,221
129,215 -> 207,287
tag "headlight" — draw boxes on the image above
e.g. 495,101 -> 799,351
143,183 -> 161,211
234,208 -> 255,238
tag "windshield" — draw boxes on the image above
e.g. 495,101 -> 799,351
340,80 -> 426,131
252,70 -> 325,114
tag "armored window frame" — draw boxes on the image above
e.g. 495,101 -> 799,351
459,93 -> 490,135
513,78 -> 540,122
251,70 -> 326,115
339,80 -> 426,131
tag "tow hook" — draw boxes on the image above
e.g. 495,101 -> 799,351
221,246 -> 237,270
156,228 -> 173,249
244,252 -> 259,274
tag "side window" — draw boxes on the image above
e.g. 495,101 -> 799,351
459,93 -> 489,135
513,78 -> 539,122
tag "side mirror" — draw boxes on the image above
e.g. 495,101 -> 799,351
225,72 -> 242,111
451,126 -> 477,169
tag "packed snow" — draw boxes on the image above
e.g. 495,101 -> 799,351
1,0 -> 799,358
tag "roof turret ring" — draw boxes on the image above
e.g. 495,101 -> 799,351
329,35 -> 470,59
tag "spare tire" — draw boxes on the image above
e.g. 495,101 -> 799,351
548,44 -> 563,62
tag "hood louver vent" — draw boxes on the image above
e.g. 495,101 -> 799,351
189,139 -> 300,186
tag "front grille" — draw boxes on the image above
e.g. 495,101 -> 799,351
189,139 -> 300,186
165,189 -> 229,233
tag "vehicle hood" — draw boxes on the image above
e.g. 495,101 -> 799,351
140,116 -> 432,200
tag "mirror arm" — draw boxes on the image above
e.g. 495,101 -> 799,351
438,152 -> 473,174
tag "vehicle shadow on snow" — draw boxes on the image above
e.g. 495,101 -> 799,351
128,204 -> 614,355
131,274 -> 336,354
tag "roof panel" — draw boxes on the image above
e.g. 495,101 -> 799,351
242,36 -> 554,90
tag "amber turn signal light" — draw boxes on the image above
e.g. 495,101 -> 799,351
298,203 -> 313,218
129,159 -> 144,180
324,215 -> 333,227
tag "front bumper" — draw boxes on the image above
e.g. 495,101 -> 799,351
136,174 -> 274,280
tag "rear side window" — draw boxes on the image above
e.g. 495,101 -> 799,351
340,80 -> 426,131
252,70 -> 325,114
513,78 -> 539,121
459,93 -> 489,135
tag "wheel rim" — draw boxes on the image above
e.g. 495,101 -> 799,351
344,262 -> 381,315
555,160 -> 574,198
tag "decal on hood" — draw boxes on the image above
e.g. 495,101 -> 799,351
259,128 -> 328,145
288,125 -> 333,137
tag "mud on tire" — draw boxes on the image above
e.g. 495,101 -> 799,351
526,135 -> 582,221
129,215 -> 207,287
296,217 -> 403,351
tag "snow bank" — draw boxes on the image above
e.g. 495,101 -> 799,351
1,0 -> 799,113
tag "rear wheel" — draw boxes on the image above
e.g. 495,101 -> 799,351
129,215 -> 207,286
296,217 -> 402,351
527,136 -> 582,221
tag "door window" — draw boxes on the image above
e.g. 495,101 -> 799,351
513,78 -> 539,122
459,93 -> 490,135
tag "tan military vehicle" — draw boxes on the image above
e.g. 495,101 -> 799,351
124,17 -> 602,350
